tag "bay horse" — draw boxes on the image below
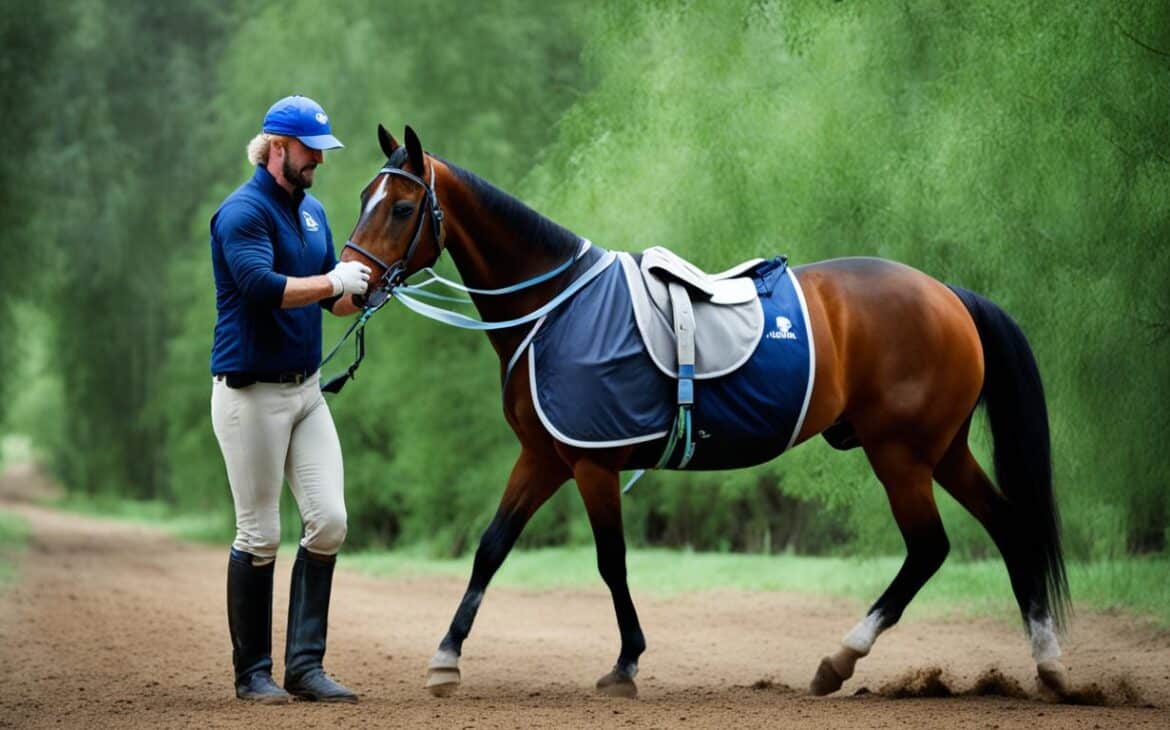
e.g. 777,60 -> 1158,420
340,125 -> 1071,699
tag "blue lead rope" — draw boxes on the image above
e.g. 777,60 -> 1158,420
622,470 -> 647,494
404,244 -> 584,296
391,251 -> 616,332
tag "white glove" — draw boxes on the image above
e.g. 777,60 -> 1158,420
327,260 -> 372,296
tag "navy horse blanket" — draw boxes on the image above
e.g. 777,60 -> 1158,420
527,249 -> 815,470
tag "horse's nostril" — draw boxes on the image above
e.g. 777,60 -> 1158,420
353,293 -> 367,308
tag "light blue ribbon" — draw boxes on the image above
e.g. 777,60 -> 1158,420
390,251 -> 616,331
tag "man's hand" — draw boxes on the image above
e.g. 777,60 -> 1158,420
327,261 -> 372,296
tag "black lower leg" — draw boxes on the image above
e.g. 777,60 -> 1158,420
982,499 -> 1050,624
438,509 -> 527,656
934,446 -> 1053,627
868,523 -> 949,628
594,526 -> 645,677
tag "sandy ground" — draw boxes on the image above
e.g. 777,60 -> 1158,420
0,497 -> 1167,729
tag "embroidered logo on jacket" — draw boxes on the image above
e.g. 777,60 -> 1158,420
766,315 -> 797,340
302,210 -> 321,231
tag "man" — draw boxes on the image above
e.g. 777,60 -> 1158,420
209,95 -> 370,704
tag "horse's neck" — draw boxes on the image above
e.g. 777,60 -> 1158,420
440,182 -> 578,364
442,231 -> 567,363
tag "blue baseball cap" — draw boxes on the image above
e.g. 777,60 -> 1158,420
261,95 -> 344,150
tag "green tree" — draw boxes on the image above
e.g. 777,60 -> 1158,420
15,0 -> 238,494
0,2 -> 67,428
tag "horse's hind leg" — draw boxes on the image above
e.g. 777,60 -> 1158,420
933,431 -> 1069,695
573,457 -> 645,699
810,440 -> 949,696
426,448 -> 569,696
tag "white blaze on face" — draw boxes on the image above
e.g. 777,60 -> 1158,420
1029,615 -> 1062,662
364,177 -> 388,217
841,611 -> 885,655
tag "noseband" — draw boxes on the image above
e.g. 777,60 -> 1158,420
344,161 -> 445,306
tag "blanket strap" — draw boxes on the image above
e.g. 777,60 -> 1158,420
654,282 -> 697,469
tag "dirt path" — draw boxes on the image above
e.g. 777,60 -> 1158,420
0,501 -> 1167,729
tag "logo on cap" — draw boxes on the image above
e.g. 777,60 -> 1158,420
315,112 -> 328,124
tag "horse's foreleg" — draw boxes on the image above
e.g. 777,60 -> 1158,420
574,458 -> 645,699
811,441 -> 948,696
426,449 -> 568,696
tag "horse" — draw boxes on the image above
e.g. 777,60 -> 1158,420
339,124 -> 1071,700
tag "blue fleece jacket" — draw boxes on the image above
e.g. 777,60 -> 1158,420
209,165 -> 338,375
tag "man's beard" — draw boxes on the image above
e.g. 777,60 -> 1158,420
282,155 -> 316,190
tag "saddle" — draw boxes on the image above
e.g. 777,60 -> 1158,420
618,247 -> 767,468
619,247 -> 765,378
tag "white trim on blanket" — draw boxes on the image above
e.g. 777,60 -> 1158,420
783,266 -> 816,452
528,343 -> 670,448
502,315 -> 547,392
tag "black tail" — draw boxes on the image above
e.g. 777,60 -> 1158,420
948,285 -> 1070,630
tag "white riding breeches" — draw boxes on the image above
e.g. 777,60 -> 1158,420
211,373 -> 347,560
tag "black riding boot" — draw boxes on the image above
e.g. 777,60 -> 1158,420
283,546 -> 358,702
227,548 -> 292,703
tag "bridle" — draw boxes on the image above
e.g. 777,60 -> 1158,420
343,160 -> 445,308
319,160 -> 443,393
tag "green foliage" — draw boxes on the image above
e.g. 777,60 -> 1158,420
0,2 -> 66,425
2,1 -> 1167,563
3,0 -> 239,497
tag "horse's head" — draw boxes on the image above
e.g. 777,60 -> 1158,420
342,124 -> 444,307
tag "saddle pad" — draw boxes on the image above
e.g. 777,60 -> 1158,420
529,254 -> 816,469
619,252 -> 764,378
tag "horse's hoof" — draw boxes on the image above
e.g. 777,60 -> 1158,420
426,649 -> 461,697
1037,659 -> 1070,697
596,670 -> 638,699
426,667 -> 461,697
809,656 -> 845,696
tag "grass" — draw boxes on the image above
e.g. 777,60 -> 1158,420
53,493 -> 235,544
346,545 -> 1170,627
0,509 -> 30,588
41,495 -> 1170,626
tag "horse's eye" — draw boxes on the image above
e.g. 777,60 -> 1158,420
392,203 -> 414,219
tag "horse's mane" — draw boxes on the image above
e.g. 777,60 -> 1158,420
441,158 -> 582,259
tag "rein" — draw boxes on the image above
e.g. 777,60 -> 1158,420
391,243 -> 609,331
320,158 -> 608,393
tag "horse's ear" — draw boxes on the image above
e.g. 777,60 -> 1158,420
404,125 -> 424,172
377,124 -> 399,159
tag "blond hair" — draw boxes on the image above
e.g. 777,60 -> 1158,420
246,133 -> 292,166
